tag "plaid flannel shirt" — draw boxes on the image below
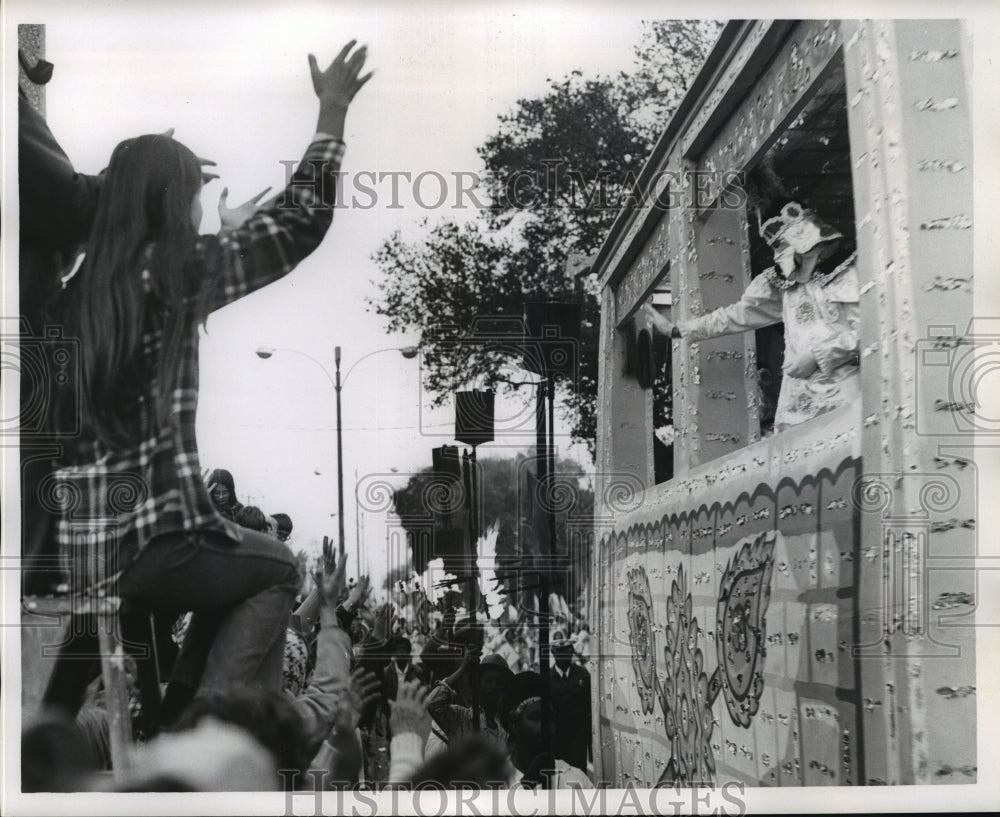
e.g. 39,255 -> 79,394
52,136 -> 345,587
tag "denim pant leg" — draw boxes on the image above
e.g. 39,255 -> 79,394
118,528 -> 300,696
197,583 -> 292,696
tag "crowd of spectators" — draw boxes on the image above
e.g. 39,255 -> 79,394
25,468 -> 595,793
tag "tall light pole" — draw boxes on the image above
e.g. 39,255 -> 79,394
354,467 -> 361,577
256,344 -> 419,558
335,346 -> 345,557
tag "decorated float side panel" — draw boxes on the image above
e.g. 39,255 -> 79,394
596,417 -> 863,787
840,18 -> 976,784
592,17 -> 977,788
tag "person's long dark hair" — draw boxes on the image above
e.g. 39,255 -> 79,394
62,134 -> 211,445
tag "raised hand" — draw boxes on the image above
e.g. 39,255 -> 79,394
161,130 -> 219,183
320,539 -> 348,609
453,618 -> 484,652
331,667 -> 380,732
218,186 -> 272,230
459,643 -> 482,674
371,603 -> 393,645
199,160 -> 220,184
308,41 -> 373,111
345,574 -> 372,611
389,679 -> 431,743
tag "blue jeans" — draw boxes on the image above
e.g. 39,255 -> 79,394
117,528 -> 300,697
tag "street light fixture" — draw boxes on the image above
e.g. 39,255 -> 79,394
255,343 -> 420,558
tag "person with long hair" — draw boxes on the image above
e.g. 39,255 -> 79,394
41,40 -> 373,724
206,468 -> 243,521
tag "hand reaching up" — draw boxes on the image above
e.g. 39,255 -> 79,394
319,539 -> 348,613
308,41 -> 373,112
389,680 -> 431,744
331,667 -> 380,733
370,603 -> 394,646
345,574 -> 372,612
459,643 -> 482,675
218,186 -> 272,230
161,129 -> 219,182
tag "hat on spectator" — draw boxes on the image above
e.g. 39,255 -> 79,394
498,671 -> 544,729
480,653 -> 514,681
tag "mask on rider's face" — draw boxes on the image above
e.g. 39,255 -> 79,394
762,203 -> 844,278
773,241 -> 797,277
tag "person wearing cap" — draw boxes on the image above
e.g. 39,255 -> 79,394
424,647 -> 511,756
499,671 -> 594,789
549,636 -> 592,773
642,201 -> 860,431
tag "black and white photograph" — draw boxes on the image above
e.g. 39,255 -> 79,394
3,1 -> 998,814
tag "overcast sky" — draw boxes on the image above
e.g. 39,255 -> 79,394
11,0 -> 668,584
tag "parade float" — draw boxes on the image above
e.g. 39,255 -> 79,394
588,19 -> 977,787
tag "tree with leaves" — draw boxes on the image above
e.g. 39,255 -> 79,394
371,20 -> 722,459
392,453 -> 594,604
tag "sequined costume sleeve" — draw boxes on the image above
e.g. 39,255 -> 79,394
676,273 -> 783,341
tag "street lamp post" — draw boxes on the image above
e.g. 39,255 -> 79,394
256,343 -> 419,560
335,346 -> 345,557
354,468 -> 360,578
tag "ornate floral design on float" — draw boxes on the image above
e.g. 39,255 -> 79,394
626,565 -> 657,715
660,564 -> 716,785
715,531 -> 777,726
625,530 -> 777,787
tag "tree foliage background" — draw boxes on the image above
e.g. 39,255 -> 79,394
371,20 -> 722,460
393,453 -> 594,604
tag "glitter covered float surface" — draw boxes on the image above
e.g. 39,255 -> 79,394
590,19 -> 975,787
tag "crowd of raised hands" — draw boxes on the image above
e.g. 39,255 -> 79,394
26,532 -> 594,792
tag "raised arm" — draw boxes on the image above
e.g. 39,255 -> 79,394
195,41 -> 372,312
18,88 -> 103,253
387,680 -> 432,786
294,543 -> 353,734
307,666 -> 380,789
641,272 -> 783,343
424,645 -> 479,737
